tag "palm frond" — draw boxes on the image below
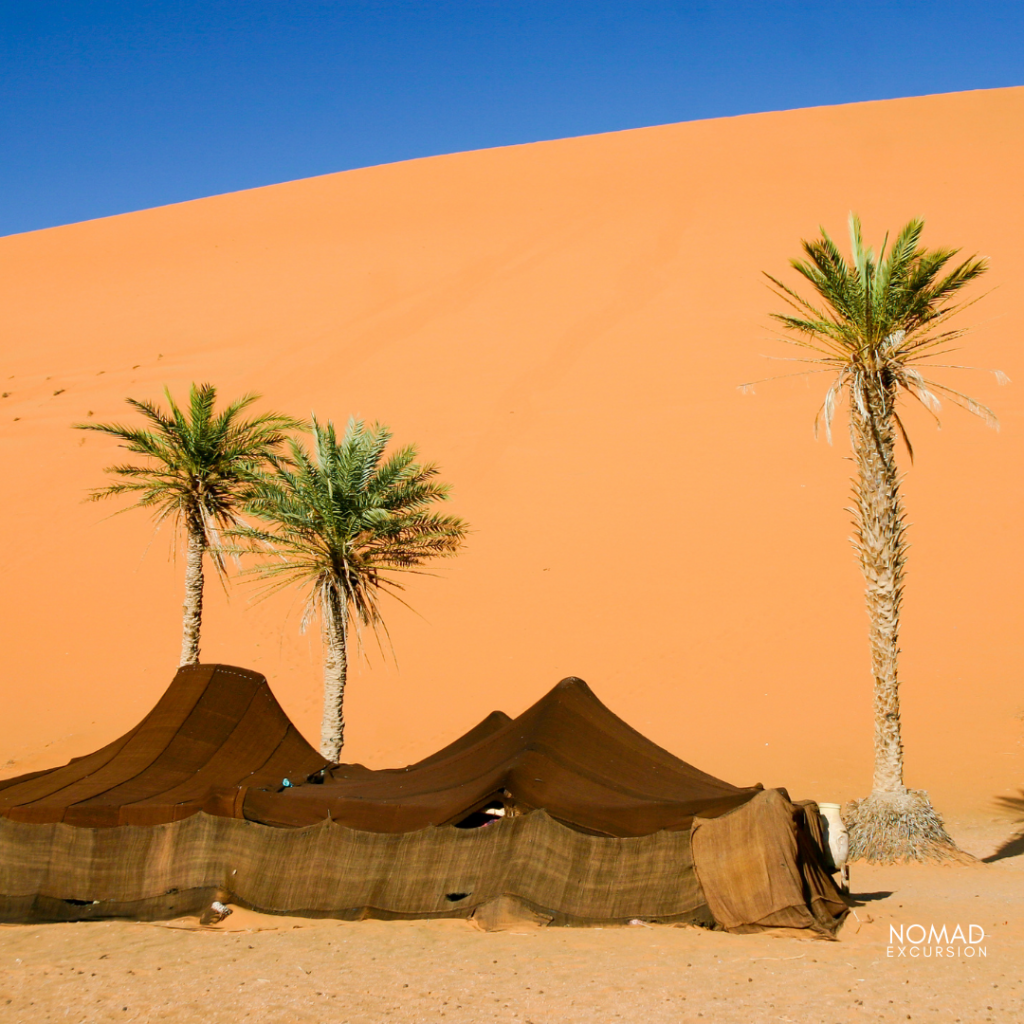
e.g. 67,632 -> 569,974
761,214 -> 998,452
233,417 -> 469,657
75,383 -> 301,575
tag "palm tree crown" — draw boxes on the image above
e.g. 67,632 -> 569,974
236,416 -> 469,758
77,383 -> 302,664
765,214 -> 994,448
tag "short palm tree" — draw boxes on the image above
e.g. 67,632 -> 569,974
77,384 -> 302,666
760,214 -> 998,862
235,417 -> 469,761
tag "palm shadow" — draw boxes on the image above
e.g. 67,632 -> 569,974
849,890 -> 894,904
983,790 -> 1024,863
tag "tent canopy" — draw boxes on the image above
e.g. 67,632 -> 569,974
240,676 -> 763,835
1,665 -> 762,836
0,664 -> 328,827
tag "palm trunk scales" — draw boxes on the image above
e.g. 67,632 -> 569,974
319,588 -> 348,761
179,527 -> 205,666
845,379 -> 960,861
850,383 -> 906,797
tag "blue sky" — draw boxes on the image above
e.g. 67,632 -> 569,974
3,1 -> 1022,237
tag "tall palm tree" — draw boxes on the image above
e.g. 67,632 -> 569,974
235,416 -> 469,760
77,384 -> 302,666
760,214 -> 998,862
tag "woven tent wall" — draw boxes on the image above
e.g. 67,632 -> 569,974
0,809 -> 712,926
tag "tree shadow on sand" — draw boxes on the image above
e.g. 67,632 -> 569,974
983,790 -> 1024,863
849,891 -> 894,904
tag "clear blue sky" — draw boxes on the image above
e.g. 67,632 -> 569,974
3,1 -> 1022,237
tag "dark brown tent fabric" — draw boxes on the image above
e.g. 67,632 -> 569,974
691,789 -> 849,936
409,711 -> 514,767
239,676 -> 763,836
0,664 -> 329,827
0,663 -> 847,934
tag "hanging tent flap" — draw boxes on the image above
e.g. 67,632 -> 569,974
690,788 -> 849,936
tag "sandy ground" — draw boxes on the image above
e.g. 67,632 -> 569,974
1,87 -> 1023,818
1,823 -> 1022,1024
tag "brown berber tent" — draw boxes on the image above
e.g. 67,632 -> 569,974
0,664 -> 848,933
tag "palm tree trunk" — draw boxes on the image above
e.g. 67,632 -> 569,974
179,526 -> 205,666
850,387 -> 906,797
845,381 -> 960,862
319,588 -> 348,761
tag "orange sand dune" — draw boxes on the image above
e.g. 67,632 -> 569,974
1,87 -> 1022,819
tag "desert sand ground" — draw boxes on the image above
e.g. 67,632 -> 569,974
2,822 -> 1022,1024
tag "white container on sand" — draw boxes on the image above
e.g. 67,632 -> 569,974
817,802 -> 850,892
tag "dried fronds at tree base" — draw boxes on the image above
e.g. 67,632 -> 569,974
844,790 -> 974,864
